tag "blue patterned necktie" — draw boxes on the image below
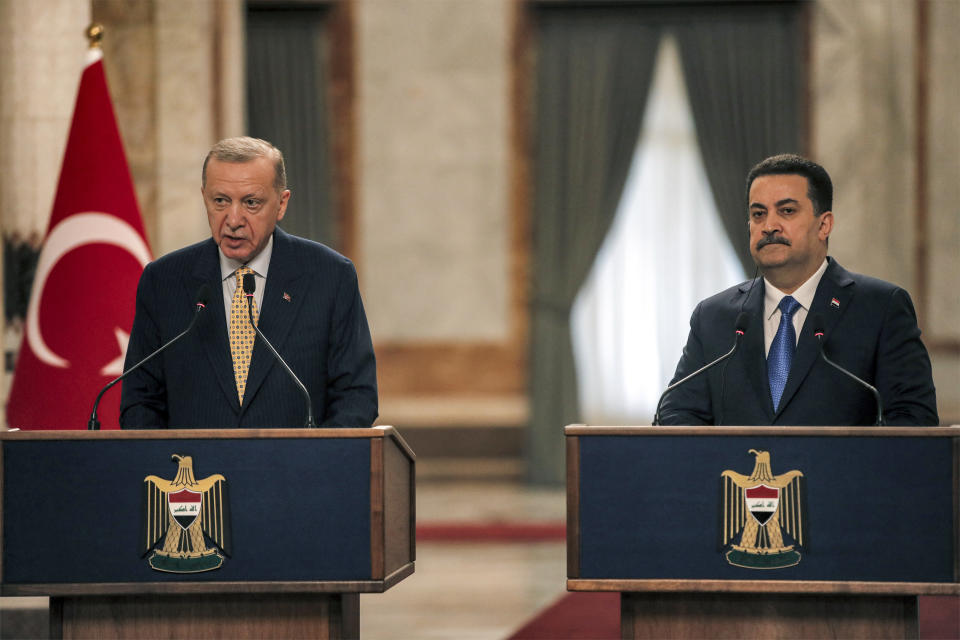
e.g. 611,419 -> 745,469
768,295 -> 801,412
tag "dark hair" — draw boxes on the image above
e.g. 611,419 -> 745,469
746,154 -> 833,216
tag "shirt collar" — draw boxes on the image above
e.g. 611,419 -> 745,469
219,233 -> 274,282
763,258 -> 828,318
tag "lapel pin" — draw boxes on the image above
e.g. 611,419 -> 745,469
282,292 -> 292,303
830,297 -> 840,309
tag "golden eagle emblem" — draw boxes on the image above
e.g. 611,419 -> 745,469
720,449 -> 806,569
142,454 -> 231,573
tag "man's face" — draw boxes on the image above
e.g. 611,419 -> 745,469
202,156 -> 290,263
748,173 -> 832,279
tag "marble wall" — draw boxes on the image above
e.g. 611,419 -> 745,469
0,1 -> 88,235
357,0 -> 511,343
92,0 -> 245,254
0,0 -> 90,426
812,0 -> 959,420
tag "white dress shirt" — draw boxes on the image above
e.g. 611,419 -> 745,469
219,234 -> 273,330
762,258 -> 828,356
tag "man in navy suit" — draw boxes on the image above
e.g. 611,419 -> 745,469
120,137 -> 377,428
660,154 -> 937,426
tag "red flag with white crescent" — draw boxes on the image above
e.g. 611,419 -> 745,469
6,48 -> 152,430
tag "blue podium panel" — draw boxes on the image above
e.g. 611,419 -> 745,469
576,431 -> 957,583
2,436 -> 371,584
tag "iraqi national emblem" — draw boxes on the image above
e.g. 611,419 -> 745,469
720,449 -> 806,569
142,455 -> 231,573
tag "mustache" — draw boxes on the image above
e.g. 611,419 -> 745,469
756,234 -> 791,250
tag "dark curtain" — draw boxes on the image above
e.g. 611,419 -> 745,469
526,2 -> 805,484
247,7 -> 337,247
527,10 -> 661,484
676,3 -> 804,274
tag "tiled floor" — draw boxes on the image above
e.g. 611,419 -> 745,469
361,541 -> 566,639
361,481 -> 568,639
0,481 -> 568,640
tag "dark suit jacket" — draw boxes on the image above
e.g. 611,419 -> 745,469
659,258 -> 938,426
119,227 -> 377,428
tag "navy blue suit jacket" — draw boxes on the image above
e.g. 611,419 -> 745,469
119,227 -> 377,428
660,258 -> 938,426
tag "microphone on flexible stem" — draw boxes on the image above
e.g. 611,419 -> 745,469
242,273 -> 316,427
88,283 -> 211,430
652,312 -> 750,426
810,313 -> 884,426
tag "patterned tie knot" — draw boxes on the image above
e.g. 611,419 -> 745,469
778,295 -> 800,319
235,266 -> 253,288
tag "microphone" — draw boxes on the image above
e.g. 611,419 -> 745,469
810,314 -> 884,426
652,312 -> 749,425
89,283 -> 211,430
242,273 -> 316,427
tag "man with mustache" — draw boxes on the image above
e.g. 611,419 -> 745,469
659,154 -> 937,426
119,137 -> 377,428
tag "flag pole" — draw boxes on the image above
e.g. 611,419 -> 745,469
86,23 -> 104,49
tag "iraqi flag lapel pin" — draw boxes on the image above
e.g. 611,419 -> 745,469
830,297 -> 840,309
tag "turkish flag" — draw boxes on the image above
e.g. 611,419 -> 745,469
6,49 -> 151,430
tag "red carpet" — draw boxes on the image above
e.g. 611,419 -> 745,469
417,522 -> 566,542
417,521 -> 618,639
507,592 -> 619,640
416,523 -> 959,640
918,596 -> 960,640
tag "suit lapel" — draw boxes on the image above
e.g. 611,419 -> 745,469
738,278 -> 774,422
241,229 -> 309,414
775,258 -> 854,418
191,240 -> 241,416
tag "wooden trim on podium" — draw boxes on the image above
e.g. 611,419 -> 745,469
0,427 -> 391,441
954,436 -> 960,582
383,562 -> 416,591
619,591 -> 920,640
566,435 -> 580,579
370,436 -> 385,580
568,579 -> 960,596
409,453 -> 417,564
564,425 -> 960,438
51,592 -> 362,640
0,440 -> 4,585
7,568 -> 416,597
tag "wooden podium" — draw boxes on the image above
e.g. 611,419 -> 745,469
1,427 -> 415,639
566,426 -> 960,639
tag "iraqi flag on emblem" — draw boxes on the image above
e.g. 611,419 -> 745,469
168,489 -> 203,530
5,46 -> 151,430
745,484 -> 779,525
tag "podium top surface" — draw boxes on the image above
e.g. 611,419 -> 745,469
0,426 -> 415,457
565,425 -> 960,437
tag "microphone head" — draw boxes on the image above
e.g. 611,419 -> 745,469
811,313 -> 826,338
195,283 -> 212,308
242,273 -> 256,295
734,311 -> 750,335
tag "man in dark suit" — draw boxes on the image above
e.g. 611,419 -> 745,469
659,154 -> 937,426
120,137 -> 377,428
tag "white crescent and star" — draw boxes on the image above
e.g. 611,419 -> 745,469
24,212 -> 151,375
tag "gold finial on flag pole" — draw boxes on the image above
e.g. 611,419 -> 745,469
86,23 -> 104,49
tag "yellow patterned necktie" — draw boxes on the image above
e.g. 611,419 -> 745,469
229,266 -> 259,404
